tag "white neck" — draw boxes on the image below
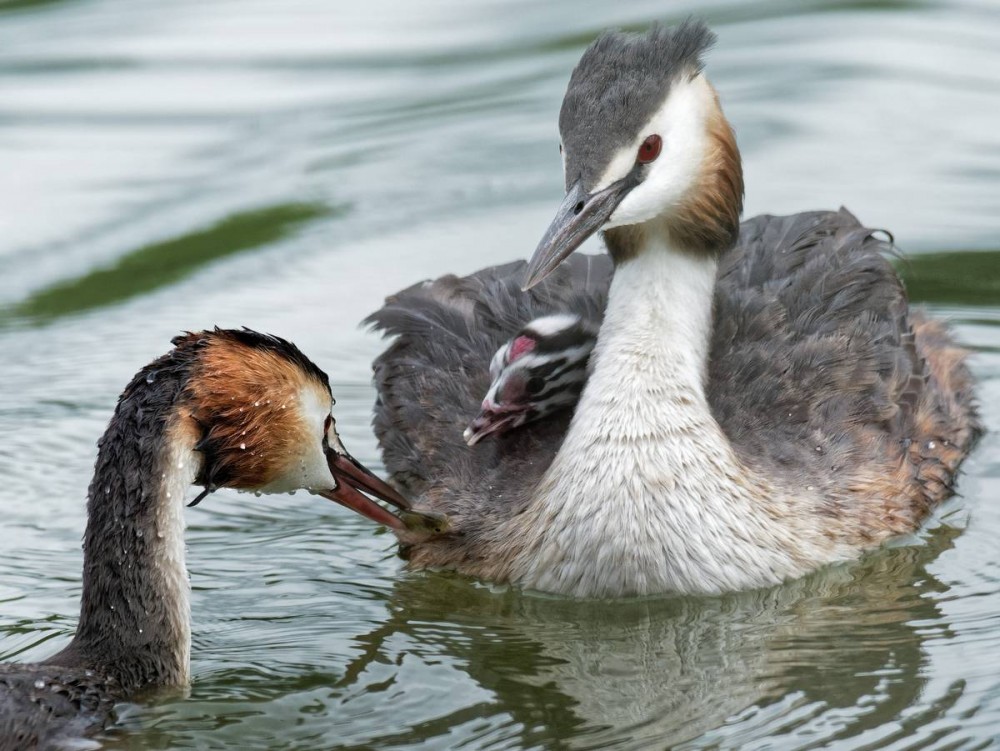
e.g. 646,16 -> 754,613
155,429 -> 196,683
512,237 -> 833,597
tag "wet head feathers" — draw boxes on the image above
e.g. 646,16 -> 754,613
170,329 -> 332,492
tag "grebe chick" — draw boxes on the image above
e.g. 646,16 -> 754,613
464,314 -> 597,445
368,20 -> 980,598
0,328 -> 439,751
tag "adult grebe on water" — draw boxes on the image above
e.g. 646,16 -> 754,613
367,20 -> 980,598
0,329 -> 439,750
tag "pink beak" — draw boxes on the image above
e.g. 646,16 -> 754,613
463,404 -> 527,446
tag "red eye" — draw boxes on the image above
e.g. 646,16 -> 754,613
637,134 -> 662,164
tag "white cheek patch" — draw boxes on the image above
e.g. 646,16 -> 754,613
598,74 -> 714,229
257,385 -> 336,494
591,145 -> 637,194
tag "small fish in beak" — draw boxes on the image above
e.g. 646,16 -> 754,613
319,447 -> 449,535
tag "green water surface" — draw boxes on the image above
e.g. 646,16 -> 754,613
1,1 -> 999,749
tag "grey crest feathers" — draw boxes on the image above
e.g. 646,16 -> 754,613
560,18 -> 716,190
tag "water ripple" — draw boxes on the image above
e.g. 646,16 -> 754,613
1,1 -> 999,749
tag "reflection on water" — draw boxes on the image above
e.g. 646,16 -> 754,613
902,249 -> 1000,308
0,0 -> 998,749
319,528 -> 957,750
10,203 -> 330,323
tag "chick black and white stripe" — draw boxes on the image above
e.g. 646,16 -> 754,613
465,314 -> 597,445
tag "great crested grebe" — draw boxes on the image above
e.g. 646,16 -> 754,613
367,20 -> 981,598
464,314 -> 598,446
0,328 -> 437,750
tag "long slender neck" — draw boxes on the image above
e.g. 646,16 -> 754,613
51,379 -> 199,691
599,242 -> 716,394
511,232 -> 818,597
560,239 -> 720,473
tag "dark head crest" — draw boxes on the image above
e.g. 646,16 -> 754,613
559,19 -> 716,189
170,327 -> 331,392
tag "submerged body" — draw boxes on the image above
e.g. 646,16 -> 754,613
0,329 -> 429,750
368,22 -> 980,597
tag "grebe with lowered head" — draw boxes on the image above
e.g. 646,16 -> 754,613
367,20 -> 981,598
0,328 -> 439,751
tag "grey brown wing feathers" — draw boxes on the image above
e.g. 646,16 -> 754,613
710,208 -> 980,534
365,253 -> 612,499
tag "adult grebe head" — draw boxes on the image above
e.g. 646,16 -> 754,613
524,19 -> 743,288
158,328 -> 442,532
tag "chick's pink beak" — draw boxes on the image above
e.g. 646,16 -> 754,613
463,405 -> 526,446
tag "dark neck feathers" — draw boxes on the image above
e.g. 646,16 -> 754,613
47,360 -> 198,692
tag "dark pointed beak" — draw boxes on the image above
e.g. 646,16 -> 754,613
522,176 -> 635,290
319,448 -> 449,536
